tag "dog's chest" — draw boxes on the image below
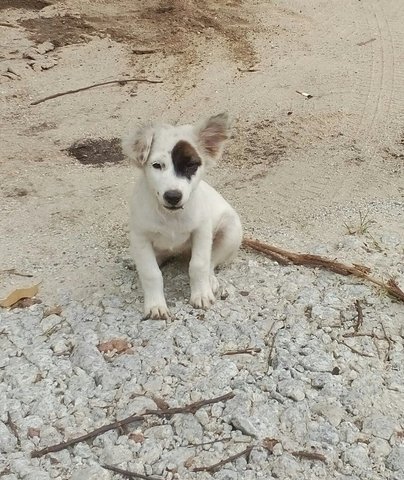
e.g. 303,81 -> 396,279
150,228 -> 191,253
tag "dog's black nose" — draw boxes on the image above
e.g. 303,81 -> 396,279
163,190 -> 182,206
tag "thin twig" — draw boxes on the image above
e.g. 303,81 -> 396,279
343,332 -> 375,338
338,339 -> 374,358
30,77 -> 163,106
102,464 -> 162,480
188,436 -> 232,447
242,238 -> 404,303
192,446 -> 253,472
267,328 -> 282,367
380,323 -> 393,361
31,392 -> 234,458
237,67 -> 259,72
6,413 -> 20,445
292,450 -> 326,462
132,49 -> 159,54
0,268 -> 33,278
357,37 -> 376,46
222,347 -> 261,356
0,22 -> 18,28
354,300 -> 364,332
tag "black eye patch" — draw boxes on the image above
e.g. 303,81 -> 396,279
171,141 -> 202,180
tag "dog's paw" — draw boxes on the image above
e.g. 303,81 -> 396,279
143,305 -> 171,320
190,289 -> 215,310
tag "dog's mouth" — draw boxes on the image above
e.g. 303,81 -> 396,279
164,205 -> 183,211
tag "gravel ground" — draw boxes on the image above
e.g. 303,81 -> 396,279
1,231 -> 403,480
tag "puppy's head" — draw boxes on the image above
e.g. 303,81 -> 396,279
122,113 -> 230,211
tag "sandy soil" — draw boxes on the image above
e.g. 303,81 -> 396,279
0,0 -> 403,303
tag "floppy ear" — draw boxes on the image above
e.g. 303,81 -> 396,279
122,126 -> 154,167
196,112 -> 230,161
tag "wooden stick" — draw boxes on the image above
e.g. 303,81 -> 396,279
102,464 -> 162,480
242,238 -> 404,303
192,446 -> 253,472
31,391 -> 234,458
31,77 -> 163,106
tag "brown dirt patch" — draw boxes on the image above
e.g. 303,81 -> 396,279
66,138 -> 125,167
0,0 -> 51,10
136,0 -> 256,63
20,15 -> 96,47
19,1 -> 256,64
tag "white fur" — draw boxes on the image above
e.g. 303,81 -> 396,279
123,113 -> 242,319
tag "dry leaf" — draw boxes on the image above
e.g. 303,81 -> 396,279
262,437 -> 279,452
97,338 -> 132,354
27,427 -> 41,438
0,283 -> 40,308
43,305 -> 63,317
10,297 -> 42,309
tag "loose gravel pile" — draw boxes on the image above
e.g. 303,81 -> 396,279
0,233 -> 403,480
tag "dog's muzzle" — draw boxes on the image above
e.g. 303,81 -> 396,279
163,190 -> 183,210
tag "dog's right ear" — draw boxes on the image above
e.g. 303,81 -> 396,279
122,126 -> 154,167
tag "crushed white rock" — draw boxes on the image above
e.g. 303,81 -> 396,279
0,233 -> 403,479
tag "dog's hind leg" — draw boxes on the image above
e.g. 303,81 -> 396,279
211,211 -> 242,290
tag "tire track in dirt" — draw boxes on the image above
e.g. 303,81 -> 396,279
354,2 -> 392,146
241,0 -> 402,223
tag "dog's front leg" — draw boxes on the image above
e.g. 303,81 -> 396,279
131,234 -> 170,320
189,227 -> 215,309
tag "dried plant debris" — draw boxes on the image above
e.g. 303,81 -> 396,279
98,338 -> 132,354
0,283 -> 40,308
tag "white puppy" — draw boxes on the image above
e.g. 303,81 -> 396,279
122,113 -> 242,320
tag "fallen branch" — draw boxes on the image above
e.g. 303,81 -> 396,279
192,446 -> 253,472
102,464 -> 162,480
30,77 -> 163,106
222,347 -> 261,356
31,391 -> 234,458
242,238 -> 404,303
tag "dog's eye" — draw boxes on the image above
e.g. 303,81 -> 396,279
152,163 -> 162,170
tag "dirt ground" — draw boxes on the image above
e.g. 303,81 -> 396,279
0,0 -> 403,303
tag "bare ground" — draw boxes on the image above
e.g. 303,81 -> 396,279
1,0 -> 403,302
